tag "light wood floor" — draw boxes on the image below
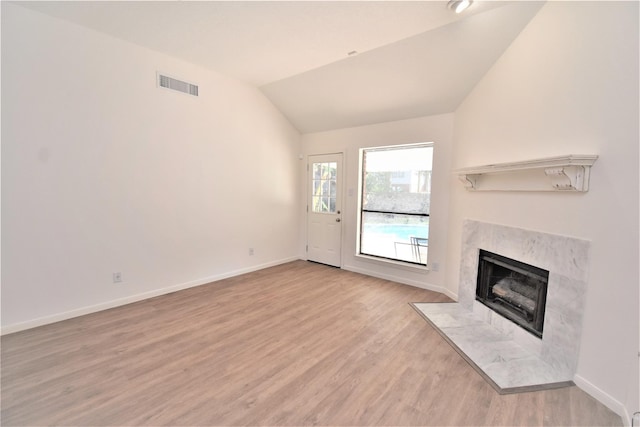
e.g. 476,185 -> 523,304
1,260 -> 622,426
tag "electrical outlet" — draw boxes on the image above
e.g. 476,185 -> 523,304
249,248 -> 255,256
113,272 -> 122,283
430,262 -> 440,272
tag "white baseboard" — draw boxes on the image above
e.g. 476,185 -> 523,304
342,263 -> 446,295
441,288 -> 458,302
574,374 -> 630,426
1,257 -> 300,336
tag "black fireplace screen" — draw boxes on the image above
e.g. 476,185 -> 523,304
476,250 -> 549,338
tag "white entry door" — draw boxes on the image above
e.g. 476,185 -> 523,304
307,153 -> 343,267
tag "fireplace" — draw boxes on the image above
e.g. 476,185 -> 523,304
475,249 -> 549,338
415,221 -> 590,390
457,220 -> 589,380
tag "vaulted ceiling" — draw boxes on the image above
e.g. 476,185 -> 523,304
14,1 -> 544,133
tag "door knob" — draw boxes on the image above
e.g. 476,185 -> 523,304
336,218 -> 341,222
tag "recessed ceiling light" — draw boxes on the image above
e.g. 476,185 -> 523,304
448,0 -> 472,13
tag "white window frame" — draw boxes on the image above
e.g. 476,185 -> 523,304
356,142 -> 434,267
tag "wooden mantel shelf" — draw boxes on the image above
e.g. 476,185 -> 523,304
456,155 -> 599,192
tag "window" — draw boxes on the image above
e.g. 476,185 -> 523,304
359,144 -> 433,265
311,161 -> 337,213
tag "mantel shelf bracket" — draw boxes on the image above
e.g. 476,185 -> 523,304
455,155 -> 598,192
458,174 -> 477,190
544,165 -> 590,191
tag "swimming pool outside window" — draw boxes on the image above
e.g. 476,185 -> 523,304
359,144 -> 433,265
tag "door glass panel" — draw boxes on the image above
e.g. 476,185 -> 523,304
312,161 -> 337,213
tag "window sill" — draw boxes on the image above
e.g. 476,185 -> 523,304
355,253 -> 430,272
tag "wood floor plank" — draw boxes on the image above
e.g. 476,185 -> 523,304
1,260 -> 622,426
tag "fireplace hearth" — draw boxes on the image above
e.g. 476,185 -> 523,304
475,250 -> 549,338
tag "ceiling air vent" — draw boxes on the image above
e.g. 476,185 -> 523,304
157,73 -> 198,96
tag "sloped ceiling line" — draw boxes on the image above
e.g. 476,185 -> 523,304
261,2 -> 544,133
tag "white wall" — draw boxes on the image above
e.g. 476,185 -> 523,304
446,1 -> 638,422
301,114 -> 454,294
1,3 -> 301,332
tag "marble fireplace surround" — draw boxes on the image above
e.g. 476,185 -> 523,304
415,220 -> 590,391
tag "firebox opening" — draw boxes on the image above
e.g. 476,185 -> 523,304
476,250 -> 549,338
